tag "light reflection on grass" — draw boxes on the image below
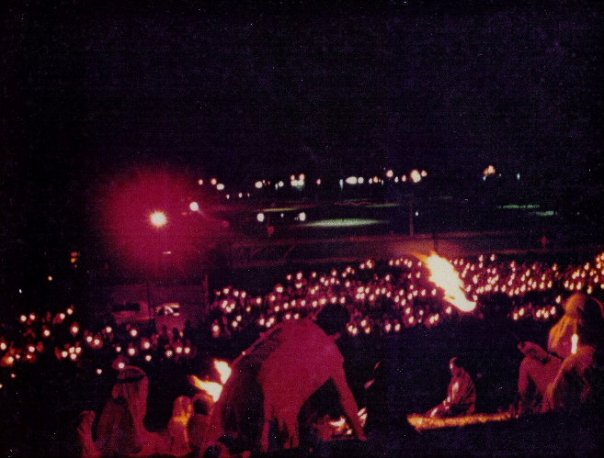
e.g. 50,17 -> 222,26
301,218 -> 388,228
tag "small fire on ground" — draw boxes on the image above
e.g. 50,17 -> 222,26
189,359 -> 232,403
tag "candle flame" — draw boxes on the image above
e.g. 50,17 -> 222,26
571,333 -> 579,354
421,253 -> 476,312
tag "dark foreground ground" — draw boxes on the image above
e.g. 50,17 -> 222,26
260,412 -> 603,457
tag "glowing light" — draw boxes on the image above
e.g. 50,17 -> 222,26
189,201 -> 200,212
149,211 -> 168,228
257,212 -> 265,223
216,183 -> 225,191
410,169 -> 422,183
214,360 -> 232,384
571,333 -> 579,354
189,375 -> 223,403
298,212 -> 307,222
422,253 -> 476,312
254,181 -> 263,189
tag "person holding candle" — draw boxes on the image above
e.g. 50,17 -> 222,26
545,293 -> 604,413
516,293 -> 587,415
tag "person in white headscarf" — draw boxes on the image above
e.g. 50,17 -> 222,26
516,293 -> 588,415
545,293 -> 604,413
95,366 -> 158,456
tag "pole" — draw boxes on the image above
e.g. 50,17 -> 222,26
408,196 -> 415,236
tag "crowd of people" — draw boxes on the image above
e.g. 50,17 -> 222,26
207,252 -> 604,340
1,251 -> 604,456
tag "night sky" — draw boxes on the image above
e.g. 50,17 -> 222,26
1,0 -> 603,252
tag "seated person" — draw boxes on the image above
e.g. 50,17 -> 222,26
427,357 -> 476,417
517,293 -> 594,415
545,294 -> 604,414
517,341 -> 562,415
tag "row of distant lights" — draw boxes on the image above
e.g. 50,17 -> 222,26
482,164 -> 522,181
197,165 -> 520,199
256,212 -> 306,223
165,165 -> 505,224
197,169 -> 428,195
197,178 -> 251,201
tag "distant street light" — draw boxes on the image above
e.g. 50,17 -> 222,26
410,169 -> 422,183
149,211 -> 168,228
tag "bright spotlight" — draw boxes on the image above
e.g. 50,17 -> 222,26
150,211 -> 168,228
189,201 -> 200,212
257,212 -> 265,223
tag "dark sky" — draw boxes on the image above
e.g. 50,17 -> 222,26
1,0 -> 603,245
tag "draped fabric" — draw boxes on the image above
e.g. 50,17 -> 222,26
203,319 -> 355,453
546,345 -> 604,413
96,397 -> 141,457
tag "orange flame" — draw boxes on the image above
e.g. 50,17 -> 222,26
214,359 -> 232,384
421,253 -> 476,312
189,376 -> 223,403
189,359 -> 232,403
327,408 -> 367,436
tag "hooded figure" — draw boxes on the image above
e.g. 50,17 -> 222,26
201,304 -> 365,455
548,292 -> 586,359
517,293 -> 591,415
545,293 -> 604,413
94,366 -> 156,457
